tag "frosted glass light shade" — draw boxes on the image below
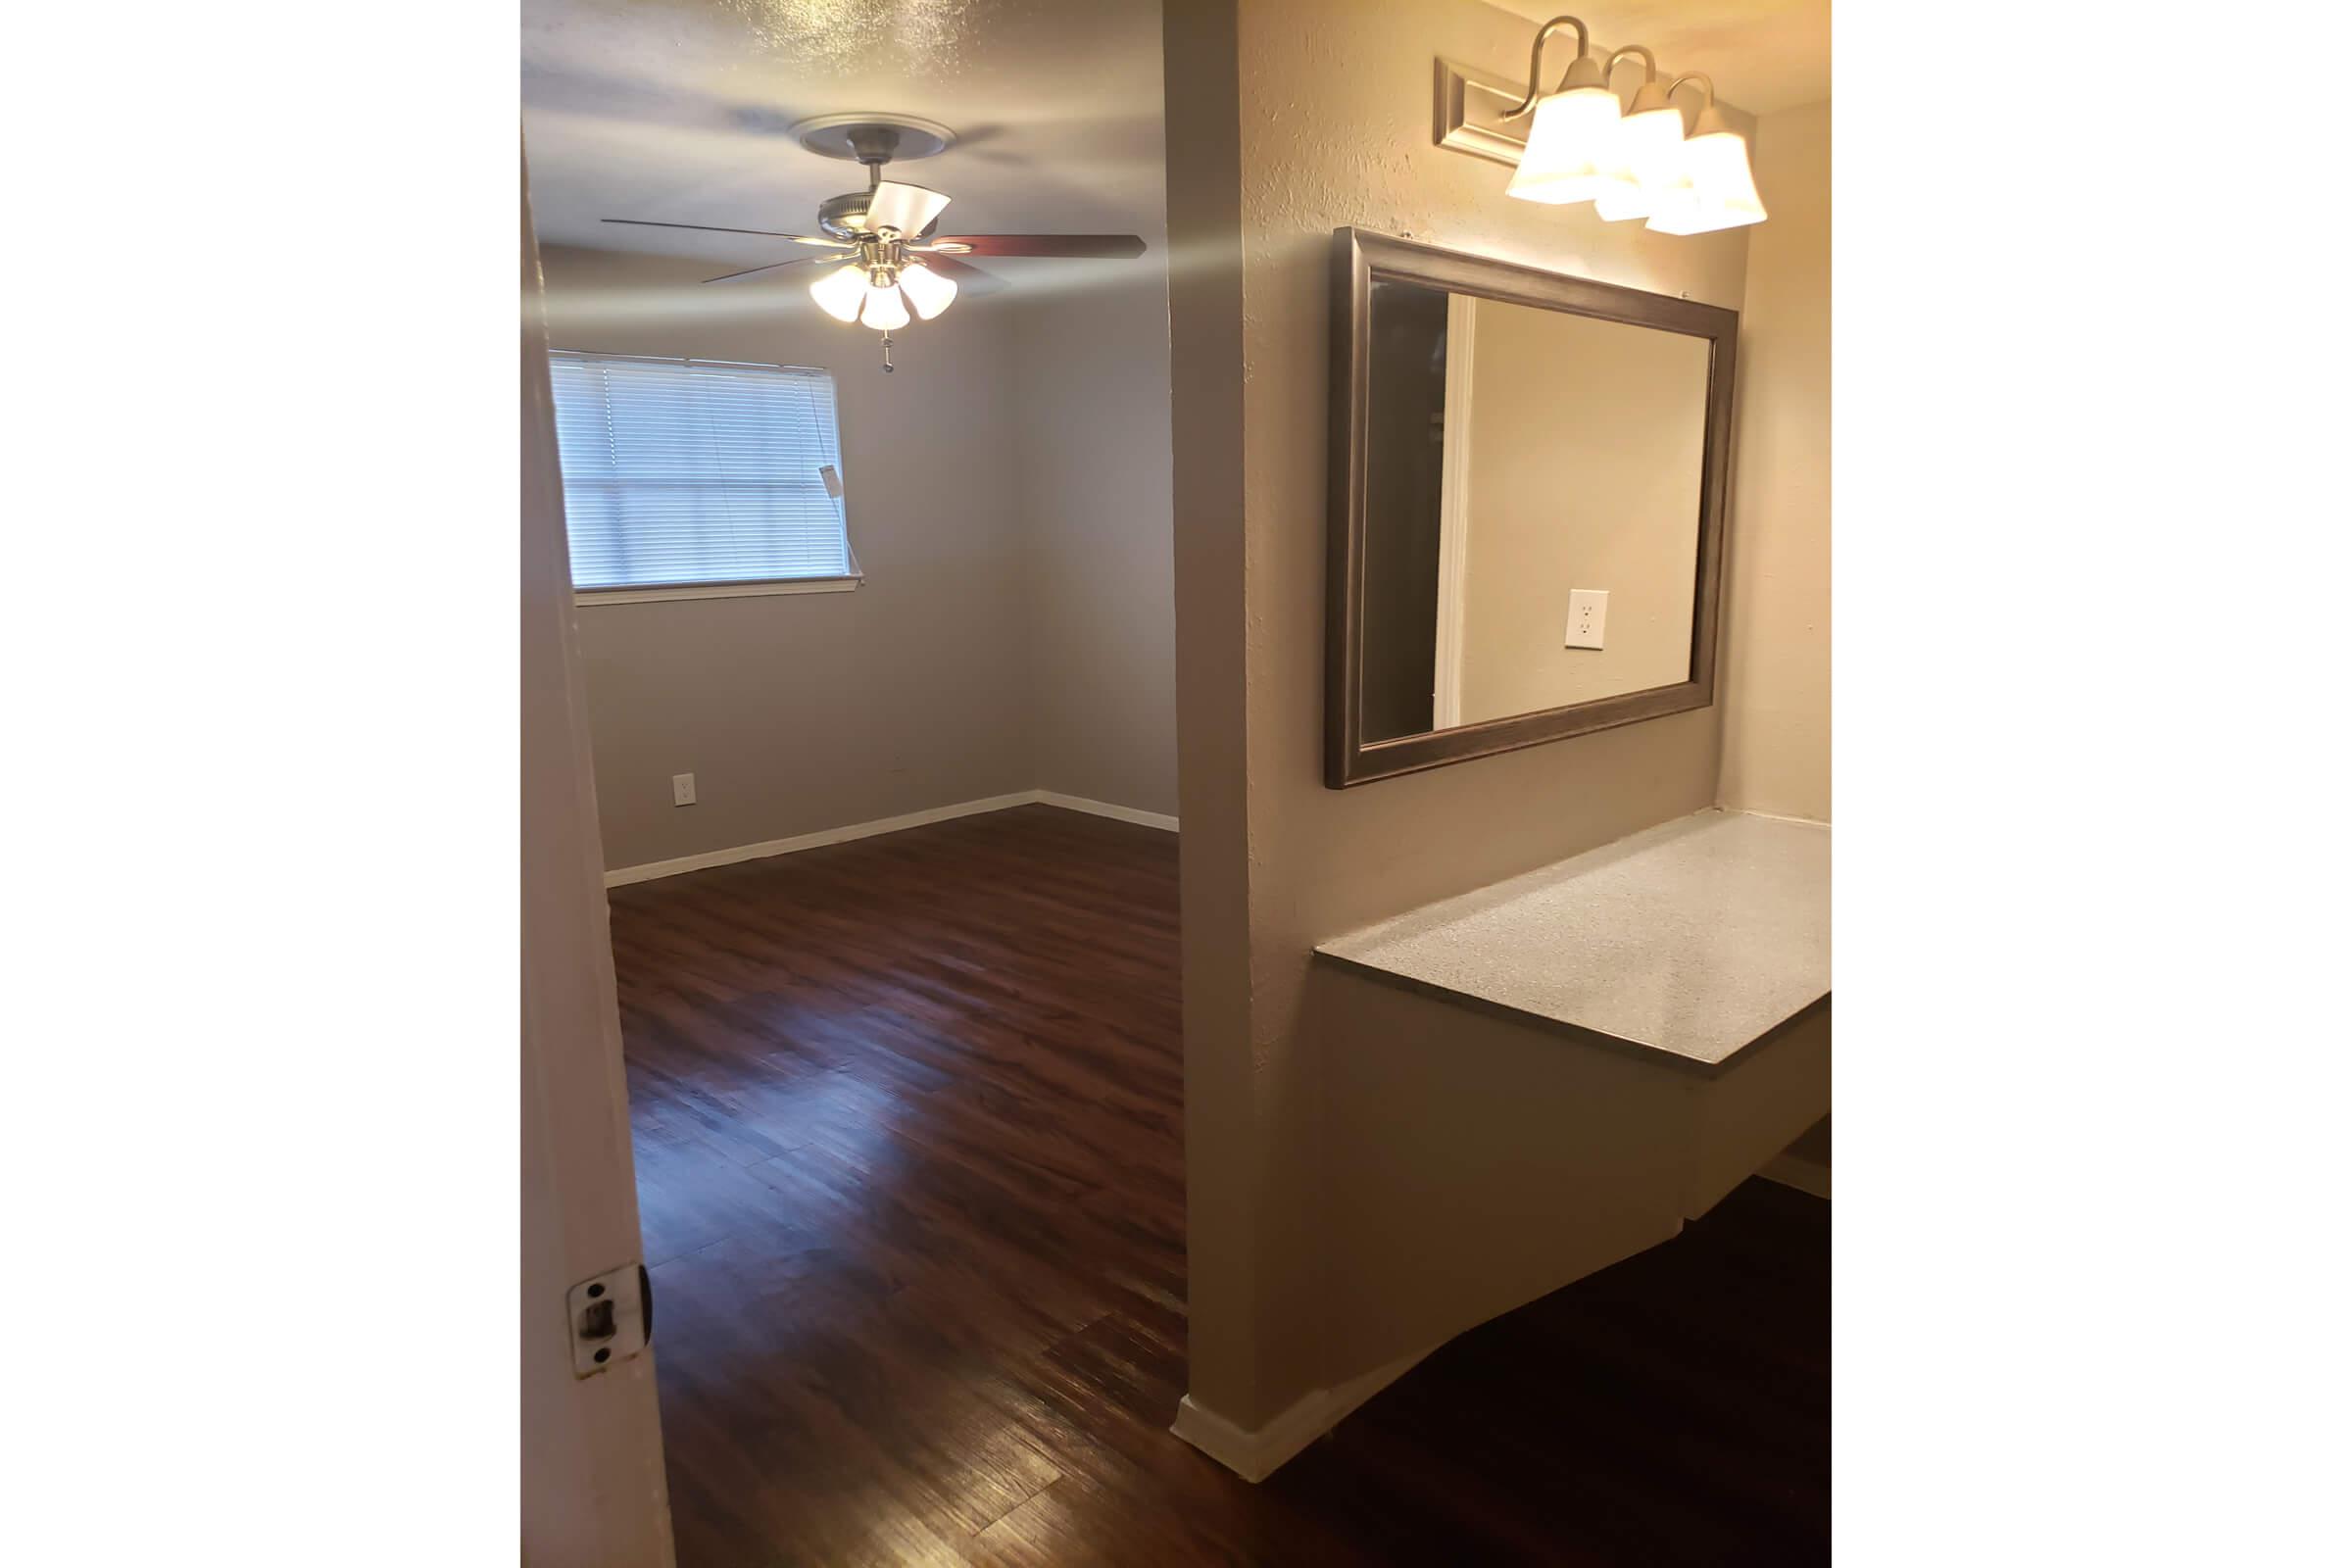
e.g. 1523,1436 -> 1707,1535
858,282 -> 910,330
896,261 -> 957,320
1593,104 -> 1688,220
809,264 -> 868,323
1504,86 -> 1627,205
863,181 -> 953,239
1644,129 -> 1768,234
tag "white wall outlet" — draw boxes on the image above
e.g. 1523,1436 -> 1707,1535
671,772 -> 696,807
1565,589 -> 1608,650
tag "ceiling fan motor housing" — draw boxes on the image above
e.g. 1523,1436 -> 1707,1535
817,191 -> 942,243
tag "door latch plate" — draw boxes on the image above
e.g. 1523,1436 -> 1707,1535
565,1262 -> 652,1378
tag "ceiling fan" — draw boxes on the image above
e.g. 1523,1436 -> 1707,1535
603,114 -> 1147,370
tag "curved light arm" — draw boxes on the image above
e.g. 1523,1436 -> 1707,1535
1667,72 -> 1717,110
1605,44 -> 1656,85
1666,73 -> 1730,135
1500,16 -> 1592,121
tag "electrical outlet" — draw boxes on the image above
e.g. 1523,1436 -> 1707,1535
671,772 -> 696,807
1565,589 -> 1608,650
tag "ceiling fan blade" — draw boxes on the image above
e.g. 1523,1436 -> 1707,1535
864,181 -> 953,238
702,255 -> 828,284
604,218 -> 847,246
923,234 -> 1147,259
907,252 -> 1004,295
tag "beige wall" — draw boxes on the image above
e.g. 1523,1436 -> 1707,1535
541,245 -> 1035,869
1165,0 -> 1757,1431
1457,303 -> 1710,721
540,242 -> 1177,868
1719,100 -> 1832,821
1012,270 -> 1179,817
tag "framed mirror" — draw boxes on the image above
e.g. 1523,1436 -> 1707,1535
1325,227 -> 1738,787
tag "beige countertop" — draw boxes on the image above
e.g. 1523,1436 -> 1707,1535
1314,809 -> 1830,1076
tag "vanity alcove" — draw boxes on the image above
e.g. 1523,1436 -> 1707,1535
1305,227 -> 1829,1383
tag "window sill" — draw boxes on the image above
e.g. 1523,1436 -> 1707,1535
574,575 -> 862,607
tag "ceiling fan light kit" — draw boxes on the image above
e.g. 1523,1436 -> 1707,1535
601,114 -> 1148,373
808,262 -> 870,323
858,279 -> 912,331
896,261 -> 958,319
1498,16 -> 1767,234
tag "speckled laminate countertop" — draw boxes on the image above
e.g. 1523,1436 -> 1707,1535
1314,809 -> 1830,1075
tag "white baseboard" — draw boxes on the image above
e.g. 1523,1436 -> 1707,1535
1170,1348 -> 1428,1483
604,789 -> 1178,887
1760,1152 -> 1831,1199
1035,790 -> 1179,832
603,792 -> 1035,887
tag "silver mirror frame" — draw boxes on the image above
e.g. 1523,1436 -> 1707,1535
1324,226 -> 1740,788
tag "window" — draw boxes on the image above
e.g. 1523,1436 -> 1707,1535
547,352 -> 858,600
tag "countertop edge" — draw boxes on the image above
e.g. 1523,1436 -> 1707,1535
1311,948 -> 1831,1079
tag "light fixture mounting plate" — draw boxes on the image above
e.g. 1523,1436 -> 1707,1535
1434,58 -> 1533,168
792,114 -> 957,165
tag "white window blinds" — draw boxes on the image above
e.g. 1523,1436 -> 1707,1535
548,352 -> 856,590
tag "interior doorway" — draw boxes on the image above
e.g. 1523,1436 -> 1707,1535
521,1 -> 1187,1559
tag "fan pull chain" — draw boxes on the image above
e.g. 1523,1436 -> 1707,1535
880,331 -> 896,373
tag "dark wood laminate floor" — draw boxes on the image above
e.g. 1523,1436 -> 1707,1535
611,804 -> 1828,1566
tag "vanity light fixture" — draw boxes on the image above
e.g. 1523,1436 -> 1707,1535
1640,74 -> 1768,234
1592,47 -> 1683,221
1494,16 -> 1766,234
1500,16 -> 1628,205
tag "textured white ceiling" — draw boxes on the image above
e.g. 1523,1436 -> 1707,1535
520,0 -> 1169,270
1484,0 -> 1832,116
520,0 -> 1831,278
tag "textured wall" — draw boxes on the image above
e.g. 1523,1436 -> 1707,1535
541,240 -> 1180,869
1719,99 -> 1832,821
1011,269 -> 1180,818
539,244 -> 1035,870
1166,0 -> 1757,1431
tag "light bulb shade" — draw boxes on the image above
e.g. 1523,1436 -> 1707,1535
809,264 -> 869,323
896,261 -> 957,320
1504,86 -> 1628,205
863,180 -> 952,238
858,282 -> 910,330
1644,130 -> 1767,234
1593,105 -> 1688,220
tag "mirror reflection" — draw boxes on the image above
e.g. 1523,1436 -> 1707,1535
1358,278 -> 1713,745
